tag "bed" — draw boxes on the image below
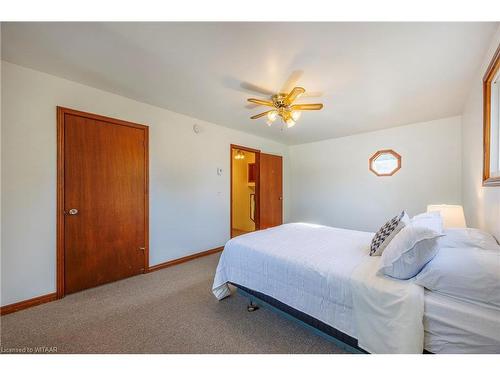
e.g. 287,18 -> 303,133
212,223 -> 500,354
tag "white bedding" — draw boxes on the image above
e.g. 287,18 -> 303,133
351,257 -> 424,353
213,223 -> 372,337
212,223 -> 425,353
424,290 -> 500,353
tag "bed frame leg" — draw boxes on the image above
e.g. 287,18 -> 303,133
247,301 -> 259,312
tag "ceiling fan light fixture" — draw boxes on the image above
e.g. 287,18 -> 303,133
267,110 -> 278,121
248,86 -> 323,129
291,110 -> 301,121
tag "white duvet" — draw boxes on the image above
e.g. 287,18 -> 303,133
212,223 -> 425,354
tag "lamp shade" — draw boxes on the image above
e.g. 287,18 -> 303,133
426,204 -> 466,228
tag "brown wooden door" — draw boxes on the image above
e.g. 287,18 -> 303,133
62,110 -> 148,294
259,153 -> 283,229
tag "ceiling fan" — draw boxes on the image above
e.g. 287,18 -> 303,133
248,86 -> 323,128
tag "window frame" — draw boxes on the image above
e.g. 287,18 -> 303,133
483,43 -> 500,186
369,149 -> 402,177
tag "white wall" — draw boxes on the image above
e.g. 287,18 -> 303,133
289,117 -> 462,232
462,26 -> 500,241
0,61 -> 290,306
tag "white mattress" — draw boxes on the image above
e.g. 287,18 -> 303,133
424,290 -> 500,353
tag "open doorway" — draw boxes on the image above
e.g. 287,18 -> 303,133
230,145 -> 260,238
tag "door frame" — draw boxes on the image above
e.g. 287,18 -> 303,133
230,144 -> 260,238
56,106 -> 149,298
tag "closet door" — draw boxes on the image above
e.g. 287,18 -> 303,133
259,153 -> 283,229
60,108 -> 148,295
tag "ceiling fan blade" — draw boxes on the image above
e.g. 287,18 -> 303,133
285,87 -> 306,104
281,70 -> 304,93
291,103 -> 324,111
241,82 -> 275,96
301,91 -> 323,98
247,98 -> 275,107
250,110 -> 272,120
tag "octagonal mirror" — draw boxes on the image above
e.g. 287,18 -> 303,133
369,149 -> 401,176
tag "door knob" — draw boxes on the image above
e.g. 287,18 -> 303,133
66,208 -> 79,215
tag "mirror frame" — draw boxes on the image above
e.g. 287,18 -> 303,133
369,149 -> 402,177
483,43 -> 500,187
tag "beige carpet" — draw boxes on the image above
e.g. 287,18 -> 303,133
0,253 -> 347,354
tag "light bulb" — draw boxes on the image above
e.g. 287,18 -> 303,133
286,118 -> 296,128
291,110 -> 301,121
267,110 -> 278,121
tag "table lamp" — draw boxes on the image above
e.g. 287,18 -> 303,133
427,204 -> 466,228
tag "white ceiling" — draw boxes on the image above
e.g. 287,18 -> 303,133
2,22 -> 498,145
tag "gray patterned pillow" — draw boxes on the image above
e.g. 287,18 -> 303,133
370,211 -> 409,256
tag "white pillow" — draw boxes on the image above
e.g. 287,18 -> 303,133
438,228 -> 500,251
411,211 -> 443,234
369,211 -> 410,256
379,224 -> 443,280
415,247 -> 500,308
